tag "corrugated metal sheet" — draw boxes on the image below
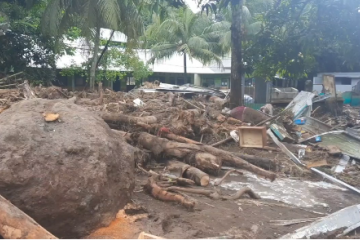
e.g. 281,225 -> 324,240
299,119 -> 360,159
301,117 -> 332,136
317,131 -> 360,160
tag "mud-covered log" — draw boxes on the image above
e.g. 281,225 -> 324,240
0,194 -> 57,239
167,160 -> 210,187
132,132 -> 221,173
102,113 -> 157,125
162,133 -> 201,145
111,129 -> 151,167
233,153 -> 277,171
193,152 -> 220,173
131,133 -> 276,181
227,117 -> 243,125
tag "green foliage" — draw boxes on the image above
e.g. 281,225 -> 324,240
59,61 -> 85,78
0,0 -> 54,76
146,7 -> 223,66
99,48 -> 152,82
250,0 -> 360,79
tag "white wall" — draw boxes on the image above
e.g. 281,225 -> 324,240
313,77 -> 360,94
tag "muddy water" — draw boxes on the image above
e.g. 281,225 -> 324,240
218,172 -> 347,208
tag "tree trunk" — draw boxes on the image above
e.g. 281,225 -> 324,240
89,26 -> 101,91
229,0 -> 244,108
96,30 -> 115,68
167,160 -> 210,187
102,113 -> 158,125
0,194 -> 57,239
183,52 -> 187,84
131,132 -> 276,180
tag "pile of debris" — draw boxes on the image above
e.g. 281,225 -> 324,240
1,80 -> 360,238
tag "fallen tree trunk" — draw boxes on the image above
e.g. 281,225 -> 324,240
162,133 -> 201,145
233,153 -> 277,171
227,117 -> 243,125
131,133 -> 276,181
0,194 -> 57,239
132,132 -> 221,174
102,113 -> 158,125
167,160 -> 210,187
111,129 -> 151,167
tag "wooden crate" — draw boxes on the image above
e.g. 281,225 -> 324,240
238,126 -> 267,148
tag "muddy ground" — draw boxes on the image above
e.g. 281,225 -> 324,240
87,171 -> 358,239
87,143 -> 359,239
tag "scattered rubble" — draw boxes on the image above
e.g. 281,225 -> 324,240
1,81 -> 360,238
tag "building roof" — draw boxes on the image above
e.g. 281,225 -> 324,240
30,31 -> 231,75
317,72 -> 360,78
54,48 -> 231,75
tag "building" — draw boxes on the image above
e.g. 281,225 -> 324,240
31,28 -> 232,91
137,50 -> 231,88
313,72 -> 360,94
54,47 -> 231,91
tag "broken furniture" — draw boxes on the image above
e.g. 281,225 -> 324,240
238,126 -> 267,148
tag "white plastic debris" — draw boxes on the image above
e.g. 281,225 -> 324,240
230,130 -> 239,142
244,94 -> 254,104
298,149 -> 305,160
222,107 -> 231,115
332,155 -> 350,173
133,98 -> 145,107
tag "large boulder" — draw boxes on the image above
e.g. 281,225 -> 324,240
0,98 -> 135,238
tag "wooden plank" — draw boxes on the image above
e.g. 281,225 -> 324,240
0,194 -> 57,239
306,159 -> 329,169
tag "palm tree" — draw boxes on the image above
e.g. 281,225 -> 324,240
206,0 -> 274,53
146,7 -> 223,83
41,0 -> 144,90
196,0 -> 275,107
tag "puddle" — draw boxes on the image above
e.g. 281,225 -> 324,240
218,172 -> 347,208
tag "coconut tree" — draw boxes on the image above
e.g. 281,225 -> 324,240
146,7 -> 223,84
196,0 -> 277,107
41,0 -> 144,90
205,0 -> 274,53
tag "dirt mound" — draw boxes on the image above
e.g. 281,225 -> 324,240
0,98 -> 135,238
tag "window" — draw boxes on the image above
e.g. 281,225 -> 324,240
169,78 -> 176,84
127,77 -> 135,85
221,79 -> 229,86
335,77 -> 352,85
